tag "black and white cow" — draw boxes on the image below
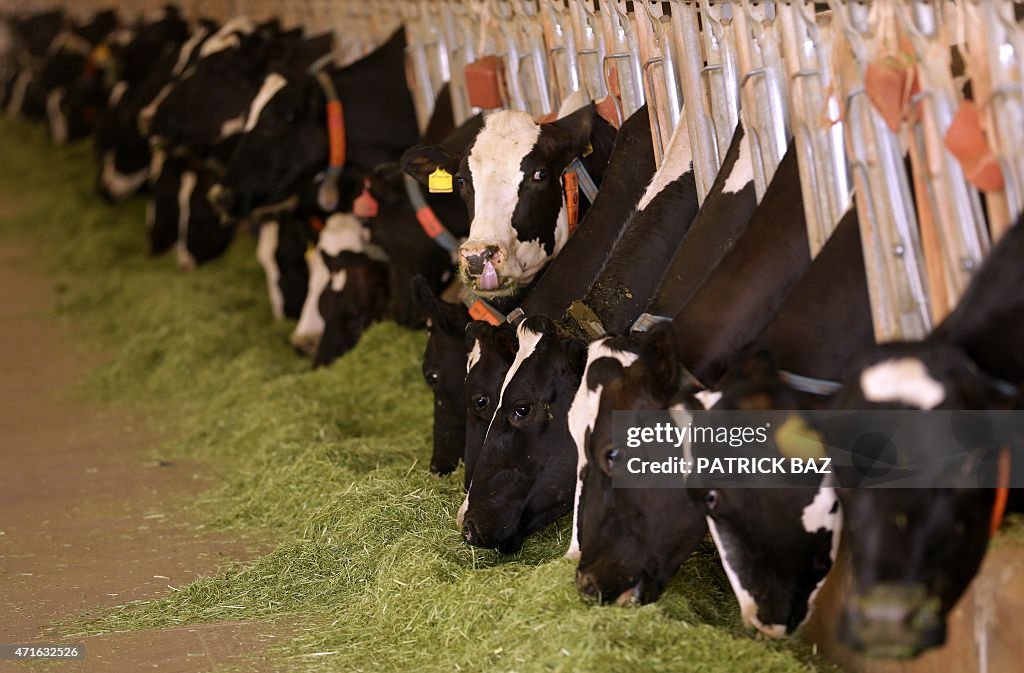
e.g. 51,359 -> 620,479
147,17 -> 300,154
38,9 -> 119,143
402,99 -> 617,306
6,9 -> 65,119
426,104 -> 657,480
93,8 -> 191,201
412,276 -> 472,476
833,214 -> 1024,657
830,341 -> 1012,657
311,214 -> 389,367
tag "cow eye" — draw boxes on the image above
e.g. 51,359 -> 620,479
456,175 -> 466,188
424,370 -> 439,388
703,490 -> 719,510
606,448 -> 622,464
531,169 -> 547,182
473,395 -> 489,411
513,403 -> 532,419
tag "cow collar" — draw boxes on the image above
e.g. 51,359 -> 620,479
991,447 -> 1011,536
457,284 -> 505,326
403,174 -> 460,255
315,70 -> 346,212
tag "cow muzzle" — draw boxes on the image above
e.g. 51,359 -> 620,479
842,584 -> 944,658
459,243 -> 511,295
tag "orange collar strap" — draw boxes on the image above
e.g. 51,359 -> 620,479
315,71 -> 345,169
990,447 -> 1011,537
563,170 -> 580,236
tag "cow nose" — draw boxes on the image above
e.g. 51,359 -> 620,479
459,244 -> 503,277
844,584 -> 942,658
461,518 -> 482,546
575,571 -> 601,602
208,184 -> 234,215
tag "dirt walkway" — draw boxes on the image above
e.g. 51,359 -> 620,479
0,241 -> 280,672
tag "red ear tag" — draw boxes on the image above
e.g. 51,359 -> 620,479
353,182 -> 379,219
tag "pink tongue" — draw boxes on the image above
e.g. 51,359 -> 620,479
479,260 -> 499,291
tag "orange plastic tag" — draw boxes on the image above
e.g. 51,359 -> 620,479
326,100 -> 345,168
563,171 -> 580,235
416,206 -> 444,238
468,300 -> 502,325
353,183 -> 379,218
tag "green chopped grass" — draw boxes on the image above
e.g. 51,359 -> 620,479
0,117 -> 837,672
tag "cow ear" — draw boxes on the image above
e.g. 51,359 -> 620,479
549,103 -> 596,160
496,324 -> 518,358
465,320 -> 488,351
412,275 -> 444,327
567,339 -> 588,377
722,347 -> 779,387
639,323 -> 680,405
401,145 -> 461,187
521,314 -> 555,337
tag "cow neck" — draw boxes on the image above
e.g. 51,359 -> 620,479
314,69 -> 346,212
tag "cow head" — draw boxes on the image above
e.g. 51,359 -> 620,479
312,223 -> 389,368
402,105 -> 599,299
573,333 -> 707,605
463,320 -> 517,489
459,316 -> 587,553
688,350 -> 842,638
412,276 -> 471,477
832,342 -> 1010,658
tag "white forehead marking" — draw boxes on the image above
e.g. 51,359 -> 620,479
108,80 -> 128,106
465,110 -> 541,248
220,115 -> 245,138
482,323 -> 544,444
800,483 -> 843,626
566,339 -> 638,560
173,25 -> 209,76
694,390 -> 722,410
175,170 -> 198,269
199,16 -> 255,58
140,82 -> 174,127
707,517 -> 786,639
637,109 -> 692,211
467,340 -> 482,374
244,73 -> 288,132
319,214 -> 367,255
456,492 -> 470,528
293,250 -> 327,346
46,88 -> 67,144
860,357 -> 946,410
255,222 -> 285,320
329,269 -> 348,293
722,123 -> 755,195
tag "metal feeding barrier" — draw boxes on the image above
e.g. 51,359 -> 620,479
2,0 -> 1023,345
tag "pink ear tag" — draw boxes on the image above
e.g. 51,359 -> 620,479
353,181 -> 379,219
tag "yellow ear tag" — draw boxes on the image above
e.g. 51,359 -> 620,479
92,44 -> 111,65
583,142 -> 593,158
428,167 -> 453,194
775,414 -> 827,460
